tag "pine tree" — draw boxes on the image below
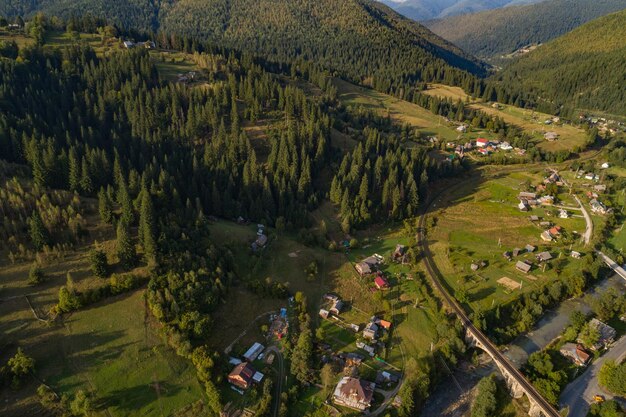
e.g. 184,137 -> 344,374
68,148 -> 80,192
139,188 -> 157,263
28,211 -> 50,251
116,220 -> 136,270
88,246 -> 108,278
98,188 -> 113,224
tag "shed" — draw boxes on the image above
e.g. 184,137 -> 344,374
525,244 -> 536,253
516,261 -> 532,274
243,342 -> 264,362
536,251 -> 553,262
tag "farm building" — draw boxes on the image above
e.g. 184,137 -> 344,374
541,231 -> 553,242
516,261 -> 532,274
333,377 -> 376,411
518,192 -> 537,201
536,252 -> 553,262
243,342 -> 264,362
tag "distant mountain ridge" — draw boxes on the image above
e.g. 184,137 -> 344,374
0,0 -> 488,86
425,0 -> 626,60
491,8 -> 626,116
378,0 -> 542,21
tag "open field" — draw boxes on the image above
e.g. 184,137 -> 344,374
427,170 -> 589,313
422,83 -> 471,102
421,83 -> 589,153
469,103 -> 588,152
0,288 -> 204,417
333,78 -> 498,142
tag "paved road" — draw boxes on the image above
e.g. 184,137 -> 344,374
265,346 -> 285,417
559,335 -> 626,417
574,195 -> 593,246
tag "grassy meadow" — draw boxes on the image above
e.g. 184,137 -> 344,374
333,78 -> 498,143
426,171 -> 589,313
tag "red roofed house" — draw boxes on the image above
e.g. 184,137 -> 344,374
228,362 -> 256,389
374,275 -> 389,290
378,319 -> 392,330
475,138 -> 489,148
549,226 -> 562,236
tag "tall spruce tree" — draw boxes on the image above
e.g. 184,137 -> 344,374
138,188 -> 157,263
28,211 -> 50,251
116,220 -> 136,270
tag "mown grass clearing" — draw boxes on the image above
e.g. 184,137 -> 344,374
423,83 -> 471,102
333,78 -> 497,142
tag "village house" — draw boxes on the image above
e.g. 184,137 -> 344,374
544,131 -> 559,141
540,196 -> 555,206
456,125 -> 467,133
590,199 -> 610,215
571,251 -> 582,259
499,142 -> 513,151
518,192 -> 537,201
252,233 -> 268,251
475,138 -> 489,148
549,226 -> 562,236
559,209 -> 569,219
503,251 -> 513,261
319,309 -> 330,319
123,40 -> 135,48
377,319 -> 392,331
470,263 -> 479,271
375,370 -> 399,386
539,221 -> 552,228
333,377 -> 376,411
518,201 -> 530,211
541,231 -> 554,242
512,248 -> 522,257
559,343 -> 591,366
392,244 -> 407,262
516,260 -> 532,274
525,244 -> 537,253
584,319 -> 617,350
363,322 -> 379,340
330,299 -> 345,316
593,184 -> 607,193
374,274 -> 390,290
355,254 -> 383,276
356,341 -> 376,356
529,215 -> 540,222
478,148 -> 490,156
228,362 -> 256,389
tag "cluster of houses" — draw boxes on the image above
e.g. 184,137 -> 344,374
541,225 -> 562,242
518,191 -> 556,212
251,224 -> 268,251
363,316 -> 392,342
319,293 -> 346,320
122,40 -> 156,49
227,342 -> 267,392
579,114 -> 626,136
355,254 -> 384,276
560,318 -> 617,367
452,138 -> 516,158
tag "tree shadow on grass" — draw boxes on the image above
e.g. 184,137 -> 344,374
95,381 -> 184,412
470,287 -> 496,303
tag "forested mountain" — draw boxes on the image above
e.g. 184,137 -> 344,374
0,0 -> 488,90
378,0 -> 541,21
491,9 -> 626,116
426,0 -> 626,60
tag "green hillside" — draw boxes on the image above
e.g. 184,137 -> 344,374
0,0 -> 487,88
426,0 -> 626,61
491,9 -> 626,116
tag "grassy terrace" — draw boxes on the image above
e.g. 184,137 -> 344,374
423,83 -> 589,153
426,170 -> 589,313
333,78 -> 499,143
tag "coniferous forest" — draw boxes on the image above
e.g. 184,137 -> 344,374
0,4 -> 625,417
